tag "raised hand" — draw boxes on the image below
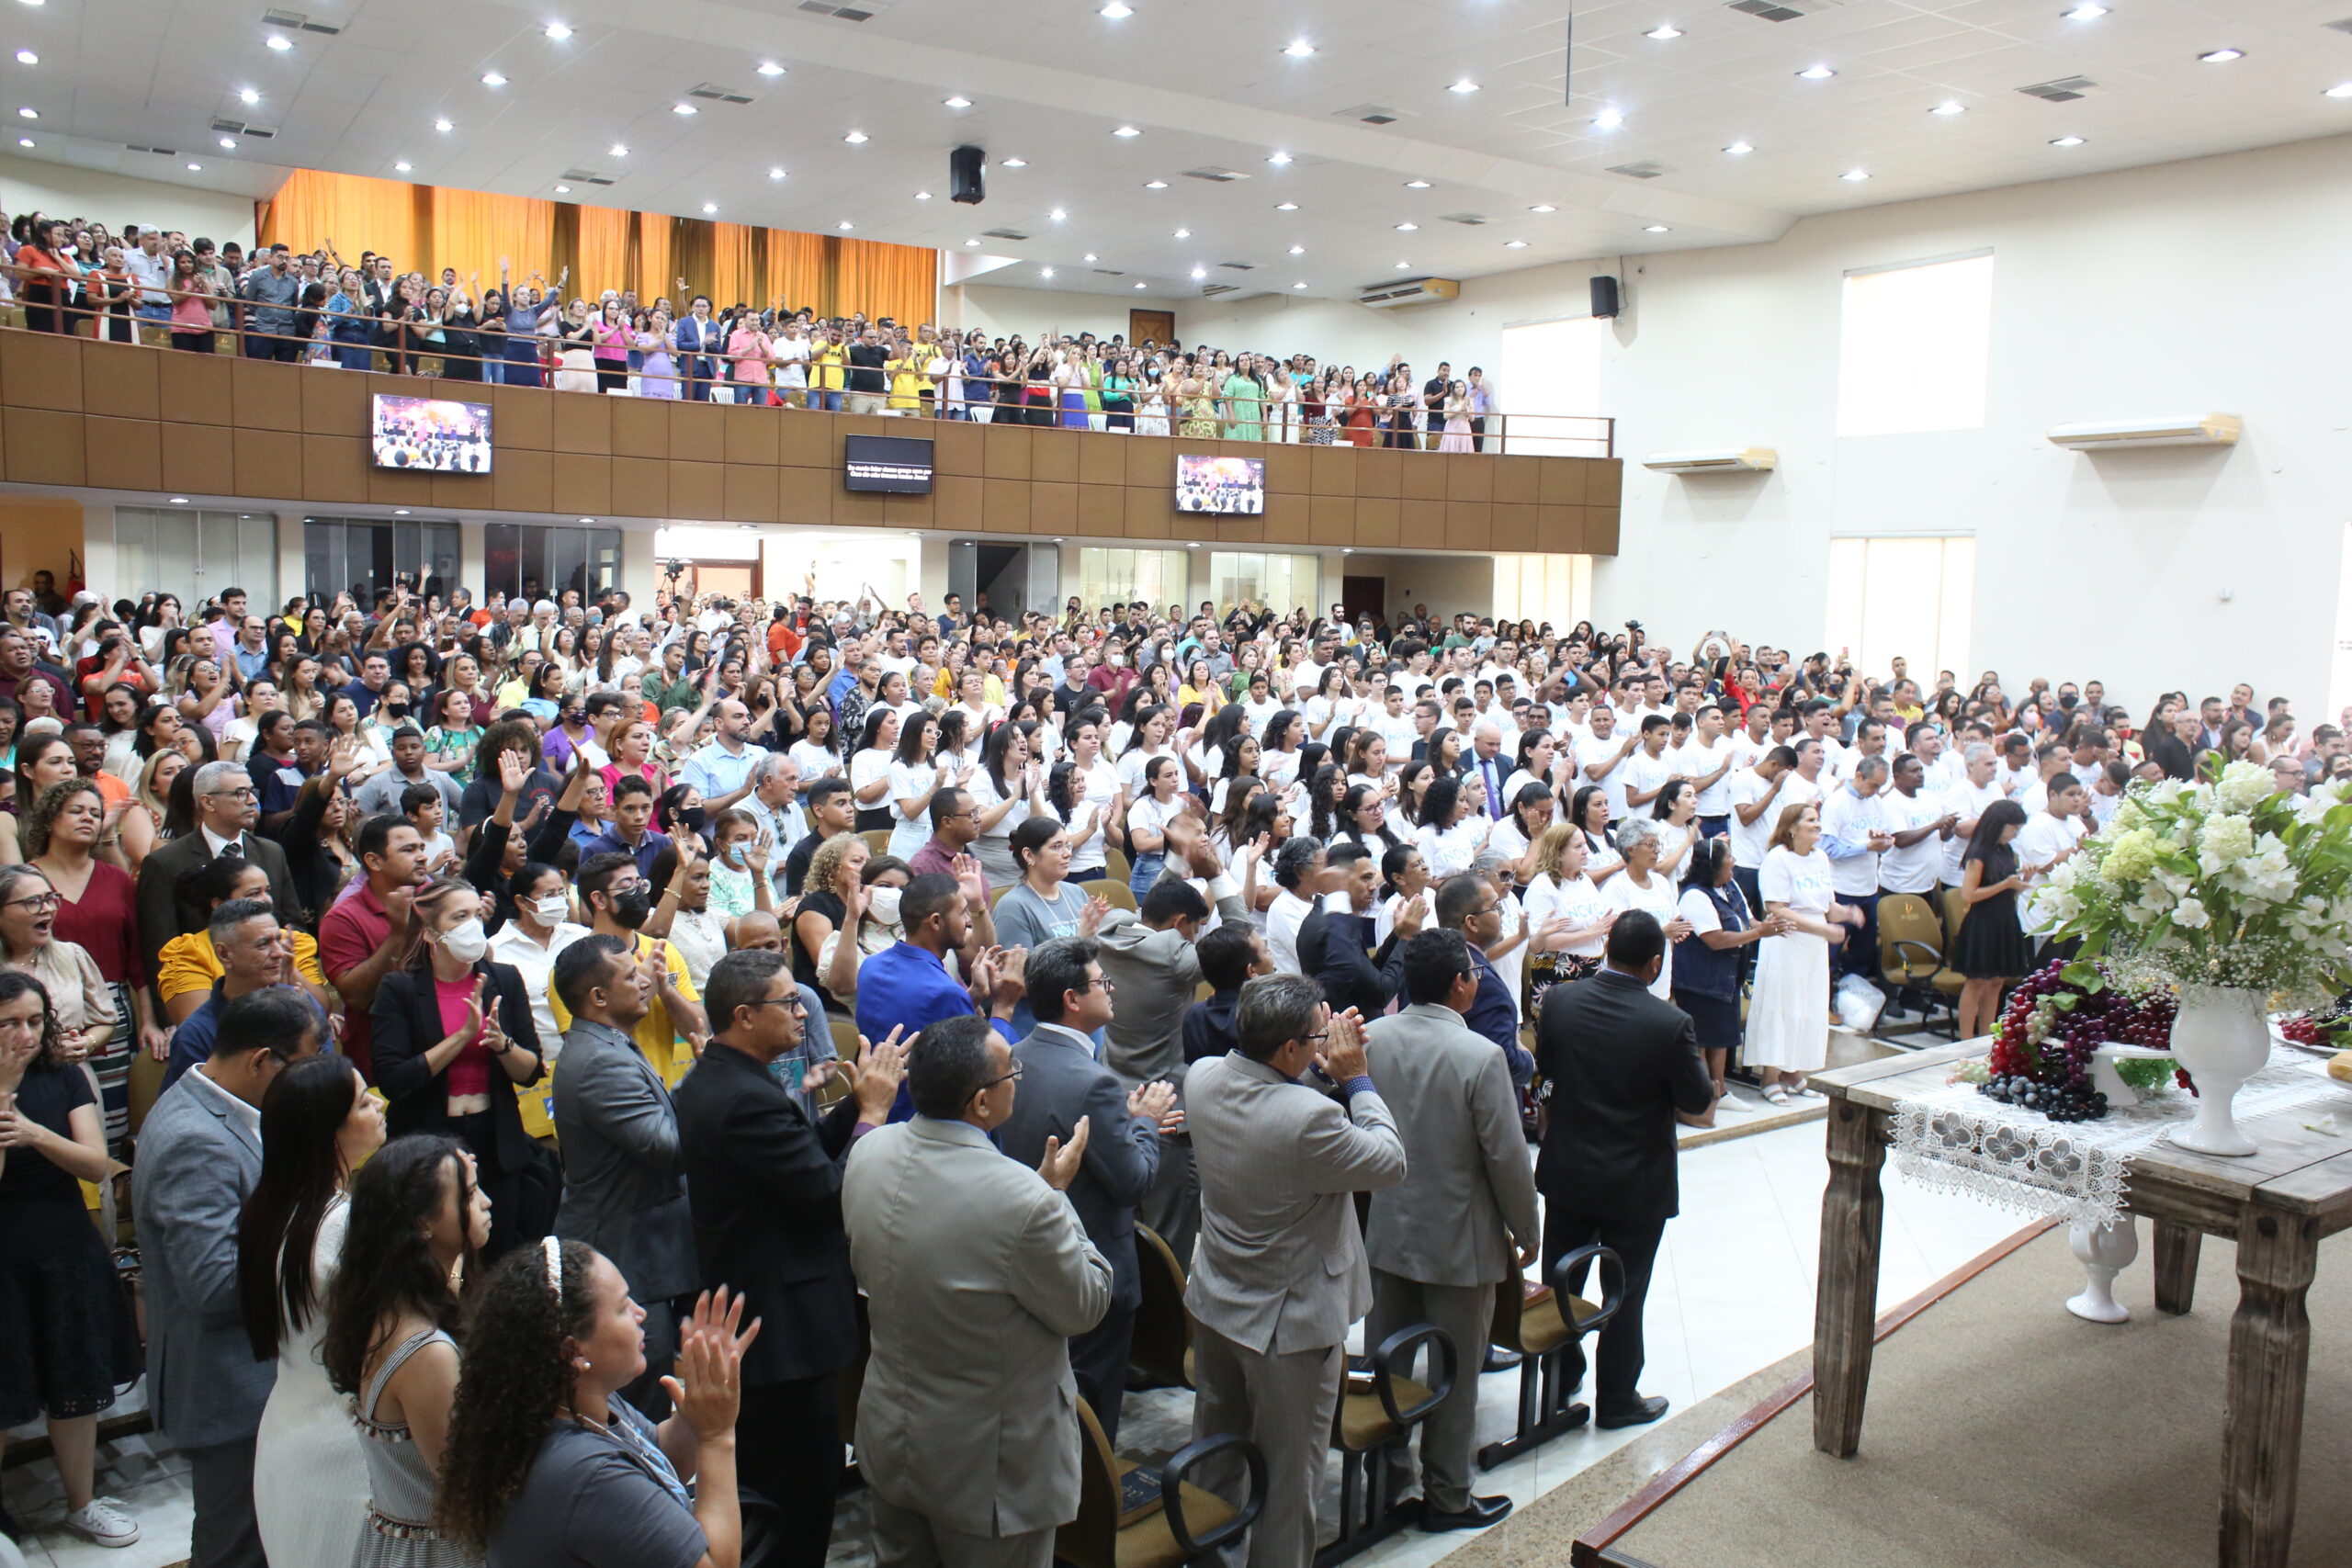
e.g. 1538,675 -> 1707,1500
951,851 -> 987,907
1037,1115 -> 1092,1190
1394,892 -> 1430,938
498,746 -> 530,795
849,1026 -> 908,1120
1078,893 -> 1111,938
1127,1079 -> 1177,1127
1317,1007 -> 1368,1082
744,829 -> 775,877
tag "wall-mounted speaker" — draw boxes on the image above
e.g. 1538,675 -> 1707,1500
950,145 -> 986,206
1589,275 -> 1621,319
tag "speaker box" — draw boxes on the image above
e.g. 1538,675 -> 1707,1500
950,146 -> 986,206
1589,275 -> 1621,319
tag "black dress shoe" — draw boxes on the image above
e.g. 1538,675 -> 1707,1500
1596,1395 -> 1670,1428
1419,1495 -> 1514,1532
1481,1346 -> 1523,1374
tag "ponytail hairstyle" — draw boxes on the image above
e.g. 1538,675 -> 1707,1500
435,1236 -> 598,1547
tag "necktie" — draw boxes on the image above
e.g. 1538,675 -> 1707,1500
1486,758 -> 1504,818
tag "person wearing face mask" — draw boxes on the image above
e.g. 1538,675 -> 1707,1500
489,862 -> 592,1139
368,875 -> 548,1260
813,854 -> 915,1011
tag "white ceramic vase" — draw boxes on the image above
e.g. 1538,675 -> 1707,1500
2165,984 -> 2270,1157
2065,1216 -> 2138,1324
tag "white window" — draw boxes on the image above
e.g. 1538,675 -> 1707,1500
1209,552 -> 1316,617
1493,554 -> 1592,629
1497,317 -> 1609,455
1077,547 -> 1188,615
1837,252 -> 1993,438
1825,536 -> 1974,683
117,507 -> 277,614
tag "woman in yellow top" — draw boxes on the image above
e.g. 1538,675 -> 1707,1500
809,324 -> 848,412
154,856 -> 335,1024
885,342 -> 925,414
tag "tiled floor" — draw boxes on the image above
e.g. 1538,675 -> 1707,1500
3,1106 -> 2027,1568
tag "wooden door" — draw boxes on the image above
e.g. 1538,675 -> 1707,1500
1341,574 -> 1386,629
1129,309 -> 1175,348
691,561 -> 762,602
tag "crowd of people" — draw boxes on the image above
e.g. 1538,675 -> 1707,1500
0,211 -> 1522,446
0,555 -> 2332,1568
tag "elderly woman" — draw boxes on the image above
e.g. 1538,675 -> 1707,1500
1600,818 -> 1692,1001
0,863 -> 119,1079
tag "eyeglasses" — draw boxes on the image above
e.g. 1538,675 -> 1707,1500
206,787 -> 259,802
976,1060 -> 1026,1090
4,892 -> 61,911
747,994 -> 807,1015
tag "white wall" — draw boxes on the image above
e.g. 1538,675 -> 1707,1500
943,284 -> 1141,344
0,151 -> 258,250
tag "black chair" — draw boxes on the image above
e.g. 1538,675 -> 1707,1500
1315,1323 -> 1456,1566
1476,1244 -> 1625,1470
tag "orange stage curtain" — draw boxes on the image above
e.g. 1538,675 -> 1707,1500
430,187 -> 552,297
262,169 -> 424,278
636,214 -> 675,311
574,205 -> 630,309
710,222 -> 758,312
835,237 -> 937,329
765,229 -> 831,319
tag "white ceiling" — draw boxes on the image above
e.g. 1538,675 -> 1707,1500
7,0 -> 2352,302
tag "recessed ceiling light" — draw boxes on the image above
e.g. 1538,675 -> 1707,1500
1394,221 -> 1418,231
1266,151 -> 1292,165
219,136 -> 237,149
1724,141 -> 1753,155
1504,239 -> 1527,248
169,496 -> 187,504
701,202 -> 717,213
553,183 -> 570,192
843,130 -> 867,143
1144,179 -> 1168,188
1404,178 -> 1430,188
434,118 -> 452,131
944,95 -> 970,107
1083,253 -> 1096,261
1135,281 -> 1147,288
914,189 -> 932,199
757,61 -> 786,76
1646,24 -> 1682,39
395,160 -> 412,171
609,143 -> 628,157
13,136 -> 27,146
1528,203 -> 1555,212
577,517 -> 594,525
186,162 -> 201,171
965,238 -> 979,245
1593,107 -> 1623,129
482,71 -> 507,86
1930,100 -> 1965,115
1001,156 -> 1026,166
2050,134 -> 2086,146
13,106 -> 29,118
769,166 -> 785,179
2328,84 -> 2352,99
838,220 -> 853,231
544,22 -> 572,39
1396,260 -> 1411,269
1294,281 -> 1306,289
1287,244 -> 1304,254
1274,201 -> 1298,210
1173,227 -> 1189,237
1283,39 -> 1315,56
1049,207 -> 1067,220
11,49 -> 29,63
1645,224 -> 1669,232
2063,4 -> 2106,17
1798,64 -> 1836,79
1840,167 -> 1871,180
1040,266 -> 1055,277
393,509 -> 410,515
2199,48 -> 2243,63
239,87 -> 258,104
1113,124 -> 1140,137
1449,79 -> 1479,93
673,102 -> 696,115
265,33 -> 291,50
1099,2 -> 1132,15
1190,265 -> 1206,278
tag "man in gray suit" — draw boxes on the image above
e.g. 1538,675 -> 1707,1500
550,933 -> 698,1416
996,937 -> 1178,1442
1186,974 -> 1407,1568
132,988 -> 322,1568
1363,931 -> 1543,1533
844,1013 -> 1111,1568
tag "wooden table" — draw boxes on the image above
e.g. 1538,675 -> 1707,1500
1812,1041 -> 2352,1568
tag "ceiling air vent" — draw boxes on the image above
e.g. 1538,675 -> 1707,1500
209,118 -> 277,139
261,7 -> 343,34
1439,211 -> 1488,226
1182,167 -> 1250,183
2018,76 -> 2098,102
1091,268 -> 1126,276
242,124 -> 277,139
560,167 -> 619,186
981,227 -> 1029,242
1217,261 -> 1255,271
686,83 -> 754,105
1334,103 -> 1409,126
1725,0 -> 1805,20
1608,161 -> 1668,179
797,0 -> 886,18
2325,17 -> 2352,33
1199,282 -> 1241,297
125,144 -> 179,156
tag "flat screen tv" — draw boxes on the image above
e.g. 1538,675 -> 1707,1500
370,394 -> 492,473
844,434 -> 935,494
1176,453 -> 1264,514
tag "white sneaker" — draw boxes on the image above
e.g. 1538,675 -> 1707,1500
1713,1090 -> 1758,1115
61,1499 -> 140,1549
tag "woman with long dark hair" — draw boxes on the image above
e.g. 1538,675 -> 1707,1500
323,1134 -> 489,1567
1952,798 -> 2034,1038
243,1054 -> 388,1565
435,1241 -> 755,1567
369,878 -> 546,1259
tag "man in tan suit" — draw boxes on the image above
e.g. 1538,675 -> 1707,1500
1363,930 -> 1543,1533
1185,973 -> 1408,1568
844,1013 -> 1112,1568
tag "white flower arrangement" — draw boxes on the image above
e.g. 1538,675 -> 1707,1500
2052,760 -> 2352,1005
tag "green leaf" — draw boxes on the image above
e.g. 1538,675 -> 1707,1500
2061,963 -> 2106,993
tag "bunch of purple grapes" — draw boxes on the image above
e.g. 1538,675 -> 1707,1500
1978,962 -> 2177,1122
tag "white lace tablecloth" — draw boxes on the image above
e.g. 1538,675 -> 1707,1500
1888,1046 -> 2344,1226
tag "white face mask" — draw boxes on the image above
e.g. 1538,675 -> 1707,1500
866,885 -> 904,928
530,893 -> 571,927
438,917 -> 488,964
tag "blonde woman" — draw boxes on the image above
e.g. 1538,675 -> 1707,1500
136,749 -> 187,847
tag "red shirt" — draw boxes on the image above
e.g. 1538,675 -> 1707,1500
319,880 -> 397,1080
435,974 -> 492,1098
49,860 -> 143,988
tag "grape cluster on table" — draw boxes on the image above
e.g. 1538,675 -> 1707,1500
1976,962 -> 2179,1124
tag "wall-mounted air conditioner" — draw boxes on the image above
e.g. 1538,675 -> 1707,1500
1641,447 -> 1777,474
1357,276 -> 1459,310
2046,414 -> 2240,451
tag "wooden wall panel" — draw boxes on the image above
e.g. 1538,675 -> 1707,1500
158,350 -> 234,427
232,428 -> 304,499
158,421 -> 231,496
230,357 -> 304,433
302,435 -> 370,503
610,397 -> 668,460
6,408 -> 86,486
80,342 -> 159,422
2,332 -> 82,412
1492,456 -> 1541,505
1401,455 -> 1449,502
85,416 -> 162,493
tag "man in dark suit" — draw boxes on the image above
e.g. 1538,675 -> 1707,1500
673,948 -> 904,1568
1297,841 -> 1415,1017
1533,909 -> 1714,1429
134,759 -> 302,984
995,937 -> 1175,1442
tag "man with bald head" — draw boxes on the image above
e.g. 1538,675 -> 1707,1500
1465,720 -> 1510,820
683,695 -> 762,818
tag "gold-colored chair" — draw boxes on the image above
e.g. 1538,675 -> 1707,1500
1057,1399 -> 1262,1568
860,828 -> 894,858
1876,893 -> 1962,1039
1476,1244 -> 1624,1470
1097,881 -> 1138,914
1104,845 -> 1132,886
1319,1324 -> 1456,1565
989,883 -> 1012,912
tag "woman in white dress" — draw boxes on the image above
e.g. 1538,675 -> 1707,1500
243,1054 -> 387,1567
1602,818 -> 1690,1000
1747,801 -> 1865,1104
1520,823 -> 1617,1018
1136,373 -> 1170,438
1414,773 -> 1493,880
